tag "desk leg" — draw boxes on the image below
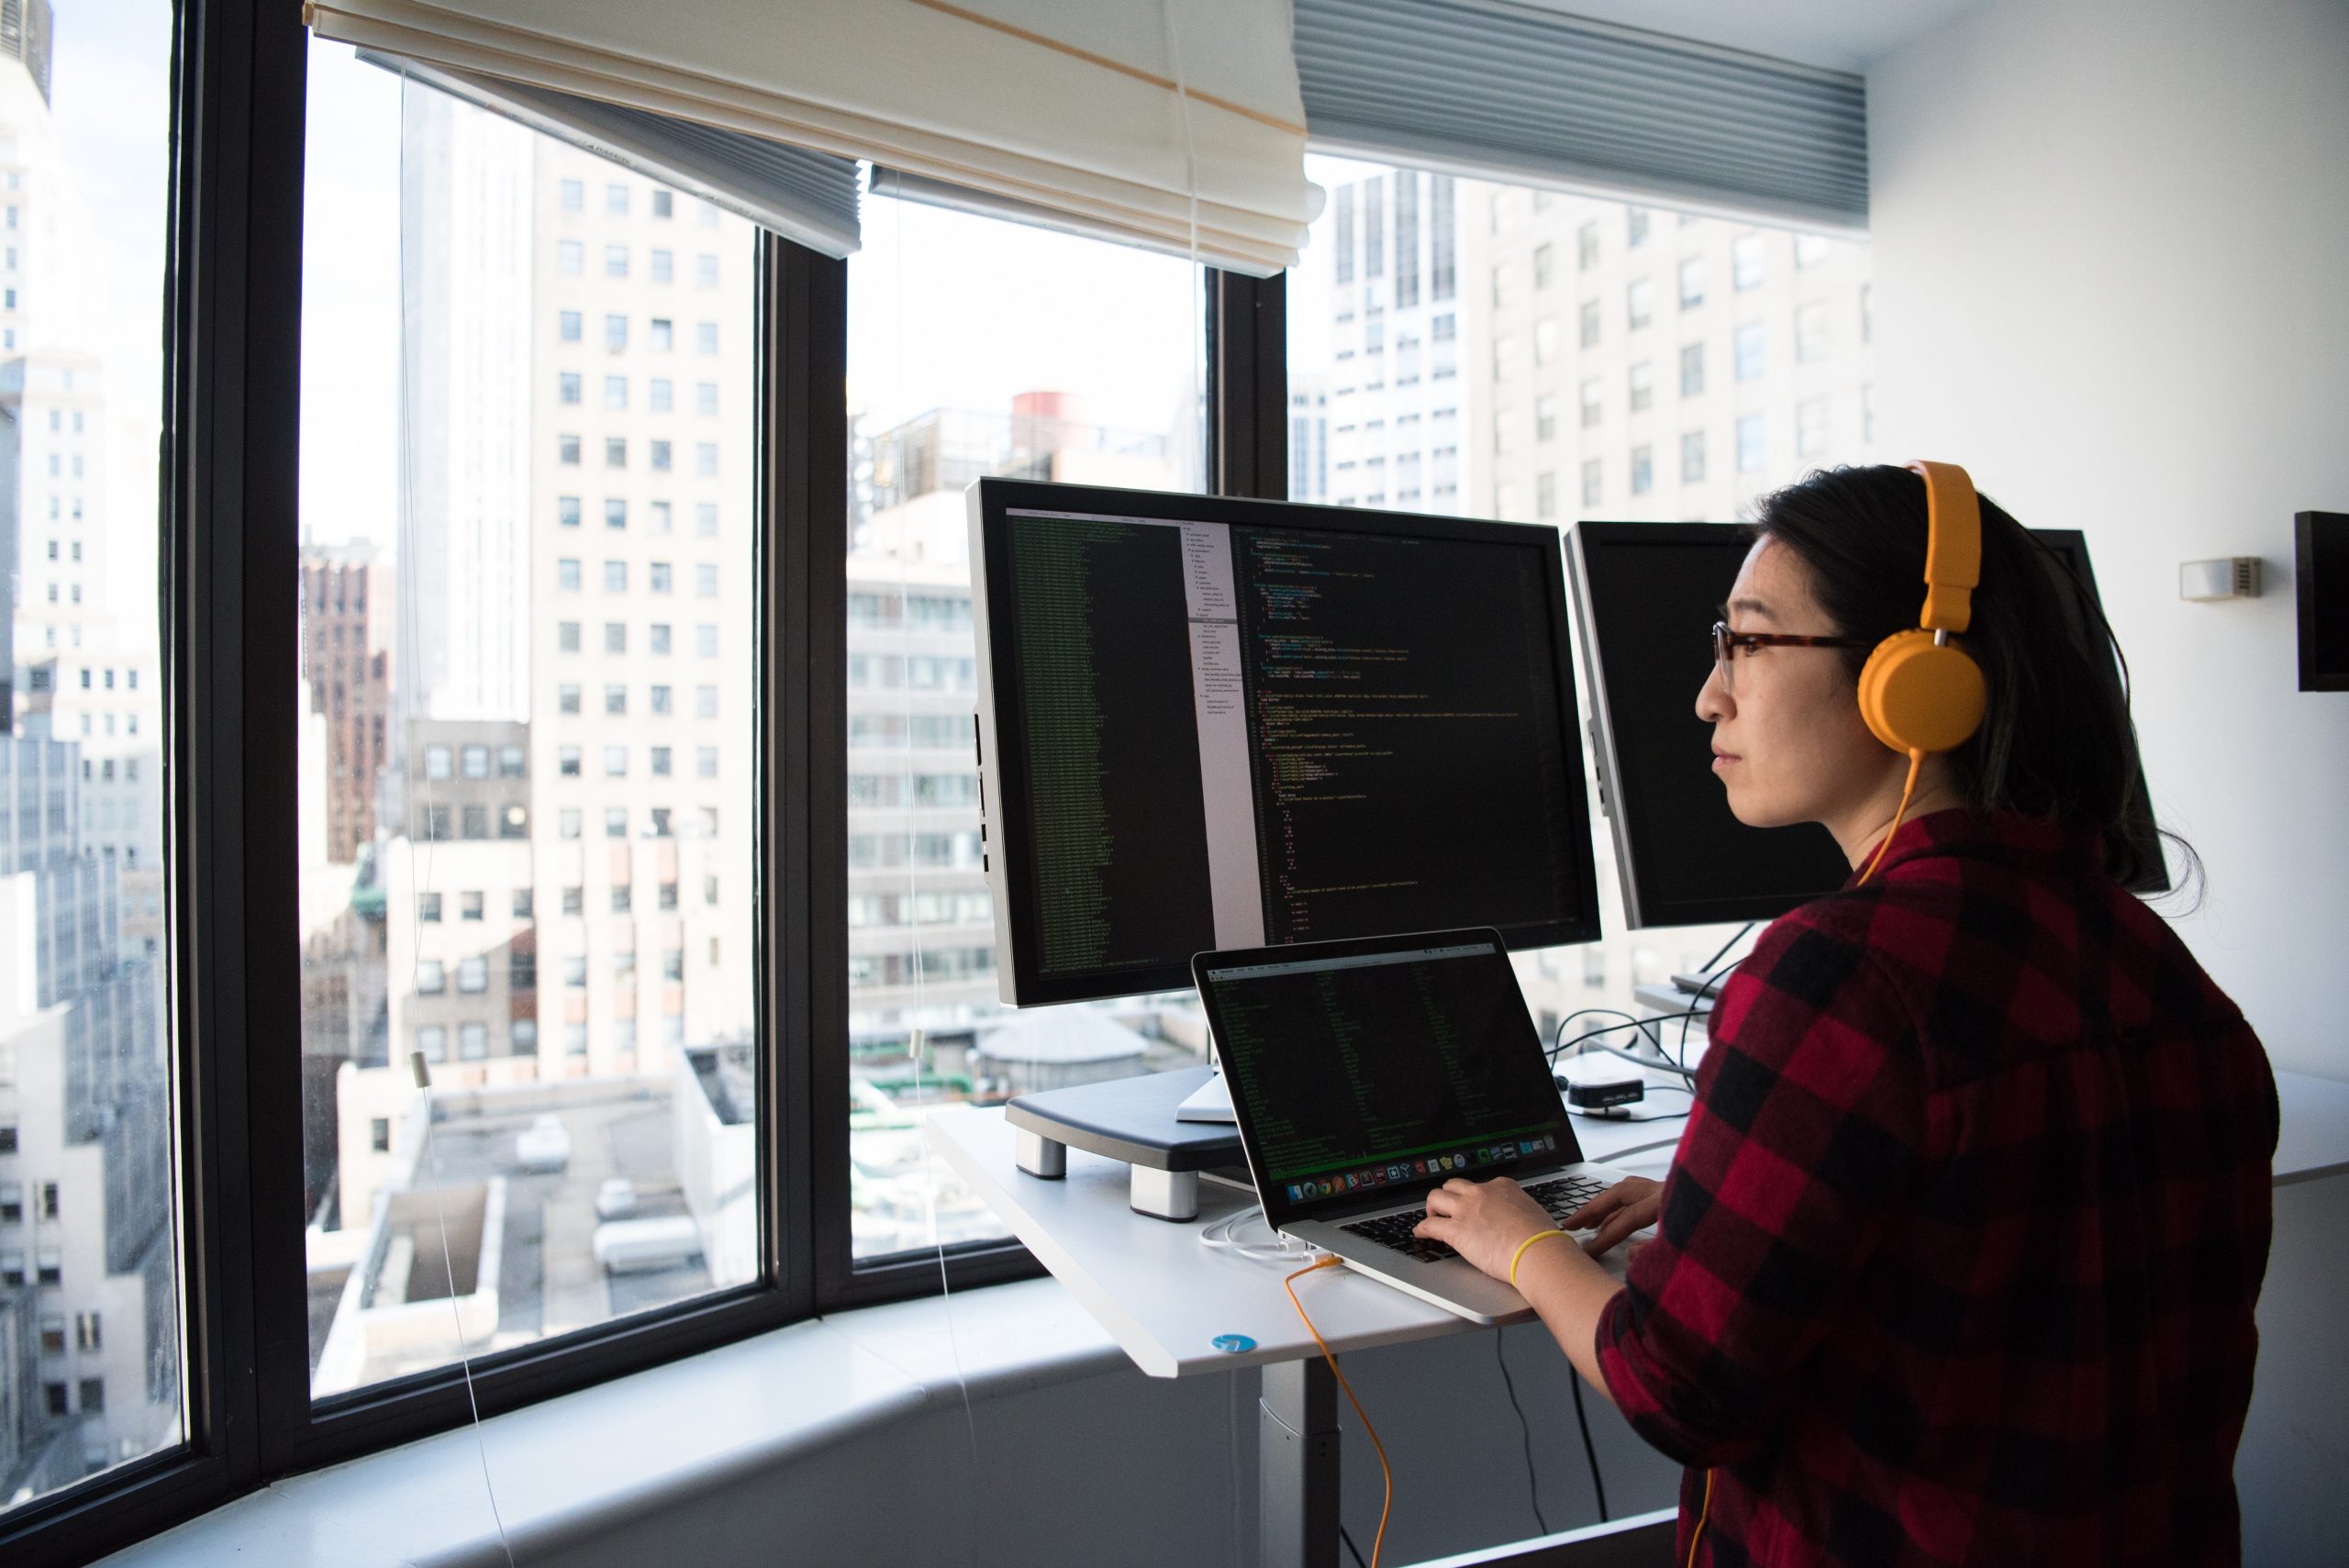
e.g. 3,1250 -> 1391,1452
1013,1128 -> 1066,1179
1260,1357 -> 1341,1568
1130,1165 -> 1199,1220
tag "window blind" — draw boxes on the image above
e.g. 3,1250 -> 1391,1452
1293,0 -> 1868,233
367,53 -> 863,258
306,0 -> 1317,273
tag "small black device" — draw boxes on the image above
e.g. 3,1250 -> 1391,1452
1560,1076 -> 1645,1111
2298,511 -> 2349,693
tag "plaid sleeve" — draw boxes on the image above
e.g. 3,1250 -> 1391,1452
1594,912 -> 1925,1469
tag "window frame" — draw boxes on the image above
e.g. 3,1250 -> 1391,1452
2,7 -> 1283,1558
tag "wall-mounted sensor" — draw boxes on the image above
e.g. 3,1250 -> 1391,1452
2179,557 -> 2261,602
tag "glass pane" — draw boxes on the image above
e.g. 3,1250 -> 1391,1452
1287,158 -> 1876,1029
0,0 -> 184,1512
845,186 -> 1207,1262
297,43 -> 759,1400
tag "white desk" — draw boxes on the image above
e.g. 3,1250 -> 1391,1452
926,1103 -> 1679,1567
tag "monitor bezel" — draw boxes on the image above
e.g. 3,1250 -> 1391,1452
1189,926 -> 1583,1232
1566,519 -> 2170,930
2299,511 -> 2349,693
970,476 -> 1603,1006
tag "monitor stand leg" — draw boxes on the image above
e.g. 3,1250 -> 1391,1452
1260,1357 -> 1341,1568
1013,1128 -> 1066,1179
1130,1165 -> 1199,1221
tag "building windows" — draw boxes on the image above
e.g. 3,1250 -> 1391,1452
1576,219 -> 1598,270
1795,233 -> 1831,269
457,957 -> 488,994
651,745 -> 673,776
558,372 -> 581,405
604,561 -> 628,593
605,807 -> 629,839
1678,256 -> 1704,308
696,563 -> 719,597
1734,322 -> 1765,382
605,683 -> 629,716
557,239 -> 583,273
416,961 -> 445,995
559,177 -> 584,211
1531,241 -> 1554,290
1681,429 -> 1707,484
604,438 -> 627,470
696,624 -> 719,658
604,243 -> 629,277
696,382 -> 718,417
1679,341 -> 1705,397
605,312 -> 628,352
1795,300 -> 1830,364
558,494 -> 583,529
1580,458 -> 1603,507
417,892 -> 441,923
605,374 -> 629,410
424,744 -> 452,780
462,744 -> 490,778
605,622 -> 628,654
696,321 -> 718,354
696,252 -> 719,287
651,377 -> 673,413
696,684 -> 719,718
558,558 -> 582,592
1628,361 -> 1654,414
696,442 -> 718,476
1627,206 -> 1650,247
1733,233 -> 1766,290
604,745 -> 628,777
651,684 -> 673,715
1578,298 -> 1600,350
559,683 -> 582,715
650,623 -> 673,655
1737,413 -> 1766,473
559,309 -> 582,342
1535,470 -> 1557,520
1630,444 -> 1653,495
697,746 -> 719,779
651,248 -> 674,284
1797,397 -> 1831,461
1627,278 -> 1653,330
1534,394 -> 1558,444
559,746 -> 582,777
1579,377 -> 1602,429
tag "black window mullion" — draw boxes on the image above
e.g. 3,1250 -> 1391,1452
1211,269 -> 1291,502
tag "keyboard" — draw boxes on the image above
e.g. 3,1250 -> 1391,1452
1340,1173 -> 1614,1265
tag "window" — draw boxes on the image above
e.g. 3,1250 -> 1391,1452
1680,342 -> 1705,397
560,620 -> 583,652
697,252 -> 719,286
652,624 -> 674,655
1628,361 -> 1654,414
559,494 -> 582,527
605,561 -> 628,593
696,441 -> 718,476
605,437 -> 627,468
1579,378 -> 1602,429
606,684 -> 629,716
559,683 -> 582,715
1531,242 -> 1554,290
1627,278 -> 1653,329
462,744 -> 490,779
651,562 -> 673,595
651,317 -> 673,350
1798,397 -> 1831,460
651,745 -> 673,776
559,558 -> 582,592
696,563 -> 720,597
1796,300 -> 1830,363
607,622 -> 629,653
1580,458 -> 1603,507
606,807 -> 629,839
560,176 -> 584,211
1733,234 -> 1767,289
1532,317 -> 1561,368
1735,322 -> 1765,382
1534,395 -> 1558,444
697,746 -> 720,779
605,373 -> 629,410
697,503 -> 719,537
1796,233 -> 1832,269
1631,444 -> 1654,495
605,242 -> 629,277
1576,219 -> 1598,270
651,377 -> 673,412
606,181 -> 629,216
605,312 -> 628,351
606,498 -> 628,529
1678,256 -> 1704,308
652,190 -> 673,218
417,892 -> 442,922
1535,470 -> 1558,520
1738,413 -> 1767,473
1578,298 -> 1600,350
425,744 -> 451,779
1627,206 -> 1650,247
697,321 -> 719,354
1681,429 -> 1708,484
457,957 -> 488,994
559,371 -> 581,404
417,961 -> 445,995
557,239 -> 583,273
559,309 -> 582,341
604,744 -> 628,777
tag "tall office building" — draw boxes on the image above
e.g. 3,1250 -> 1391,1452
0,17 -> 175,1500
299,544 -> 394,865
1286,373 -> 1330,504
523,139 -> 758,1079
395,83 -> 532,733
1312,169 -> 1469,513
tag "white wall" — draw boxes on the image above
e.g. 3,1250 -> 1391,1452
1866,0 -> 2349,1079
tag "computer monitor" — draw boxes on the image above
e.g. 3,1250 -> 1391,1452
970,478 -> 1603,1006
1565,521 -> 2168,929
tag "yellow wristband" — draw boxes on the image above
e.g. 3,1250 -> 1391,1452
1508,1228 -> 1566,1289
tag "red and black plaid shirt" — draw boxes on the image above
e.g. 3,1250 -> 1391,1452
1594,807 -> 2277,1565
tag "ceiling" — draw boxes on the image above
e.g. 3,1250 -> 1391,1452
1504,0 -> 1987,74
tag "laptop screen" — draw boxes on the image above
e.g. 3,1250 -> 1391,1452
1196,930 -> 1577,1224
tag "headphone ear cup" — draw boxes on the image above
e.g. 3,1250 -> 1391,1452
1857,628 -> 1987,755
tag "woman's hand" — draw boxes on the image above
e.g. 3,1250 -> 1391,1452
1562,1175 -> 1663,1258
1414,1178 -> 1564,1283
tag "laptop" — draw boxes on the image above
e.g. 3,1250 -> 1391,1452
1193,928 -> 1639,1325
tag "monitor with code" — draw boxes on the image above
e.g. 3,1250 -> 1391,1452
970,478 -> 1602,1006
1565,521 -> 2168,929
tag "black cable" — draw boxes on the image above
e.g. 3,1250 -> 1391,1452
1549,1013 -> 1697,1077
1341,1522 -> 1369,1568
1697,921 -> 1754,976
1495,1330 -> 1552,1537
1568,1368 -> 1610,1524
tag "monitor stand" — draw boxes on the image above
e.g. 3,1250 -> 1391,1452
1004,1065 -> 1249,1221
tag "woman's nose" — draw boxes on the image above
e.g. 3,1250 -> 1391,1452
1696,663 -> 1731,724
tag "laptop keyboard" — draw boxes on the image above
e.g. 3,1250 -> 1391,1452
1340,1174 -> 1613,1266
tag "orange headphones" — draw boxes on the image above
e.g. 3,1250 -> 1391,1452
1852,460 -> 1987,884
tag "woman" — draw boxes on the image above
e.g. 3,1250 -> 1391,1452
1415,464 -> 2277,1565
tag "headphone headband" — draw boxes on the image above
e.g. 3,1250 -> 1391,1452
1905,460 -> 1981,635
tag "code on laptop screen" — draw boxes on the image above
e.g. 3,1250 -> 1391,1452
1204,941 -> 1565,1187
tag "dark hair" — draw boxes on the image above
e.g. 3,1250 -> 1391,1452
1749,464 -> 2195,896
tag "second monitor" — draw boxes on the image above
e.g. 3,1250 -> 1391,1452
971,479 -> 1602,1006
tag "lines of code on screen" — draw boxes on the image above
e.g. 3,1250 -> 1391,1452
1237,528 -> 1578,944
1006,516 -> 1217,976
1211,951 -> 1560,1182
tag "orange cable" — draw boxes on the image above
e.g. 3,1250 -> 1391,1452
1687,1467 -> 1714,1565
1856,751 -> 1924,886
1283,1256 -> 1394,1568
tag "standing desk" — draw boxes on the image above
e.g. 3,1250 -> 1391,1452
926,1100 -> 1685,1567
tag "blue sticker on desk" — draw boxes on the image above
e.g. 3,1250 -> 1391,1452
1211,1334 -> 1256,1354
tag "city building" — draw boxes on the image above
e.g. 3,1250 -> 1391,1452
299,543 -> 394,865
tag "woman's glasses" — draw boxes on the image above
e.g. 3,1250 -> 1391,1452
1711,620 -> 1866,693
